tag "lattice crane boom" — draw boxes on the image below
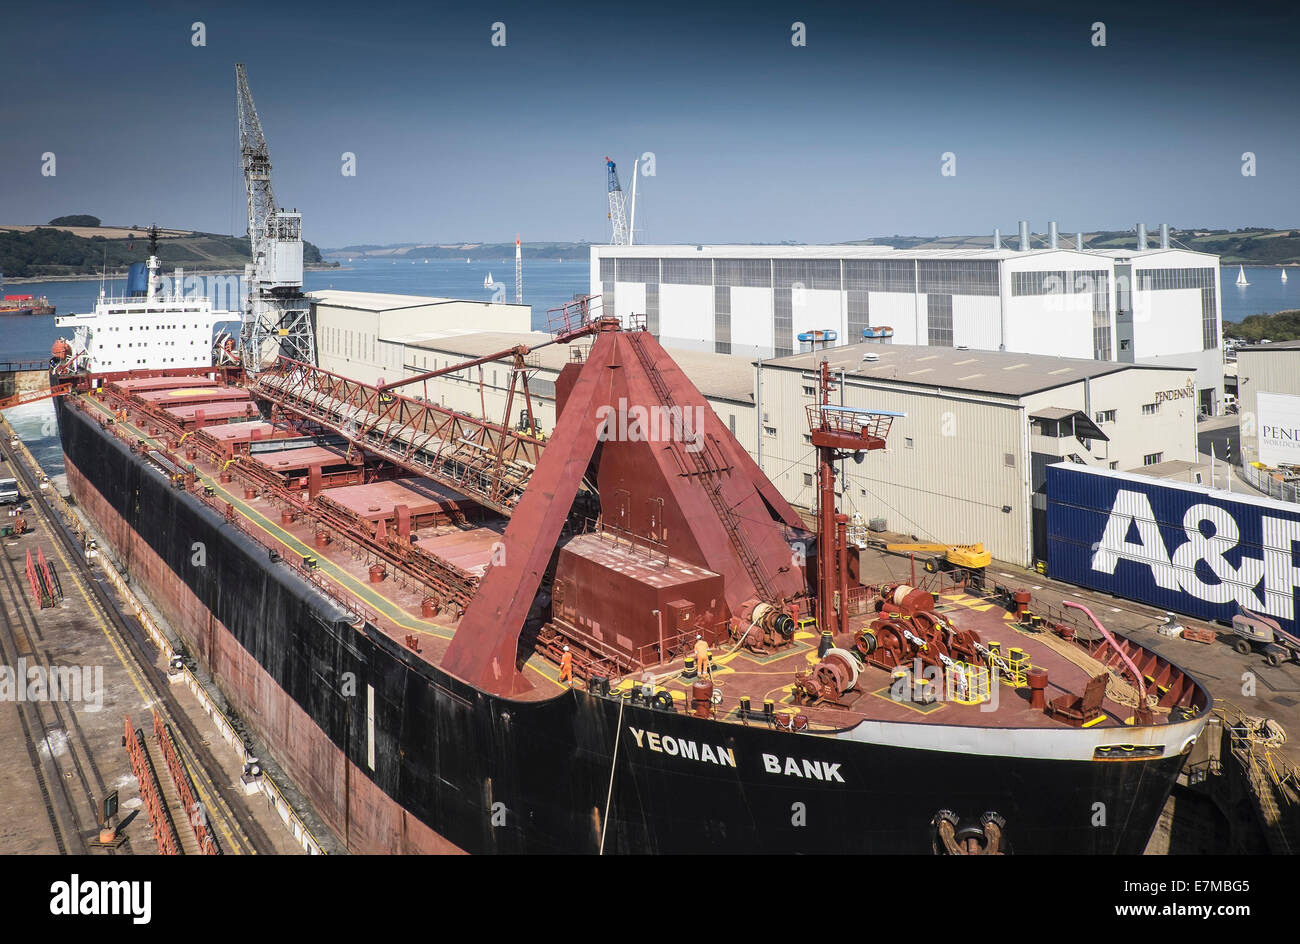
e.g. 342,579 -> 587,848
234,63 -> 316,374
605,156 -> 629,246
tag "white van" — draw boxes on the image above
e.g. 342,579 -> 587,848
0,478 -> 19,505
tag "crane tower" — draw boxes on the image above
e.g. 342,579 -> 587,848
605,157 -> 629,246
235,63 -> 316,373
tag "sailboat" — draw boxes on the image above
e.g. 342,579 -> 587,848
1283,269 -> 1289,283
1236,265 -> 1249,286
484,272 -> 494,288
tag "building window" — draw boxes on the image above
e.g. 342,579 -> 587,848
728,414 -> 736,435
661,258 -> 712,285
847,288 -> 869,340
904,437 -> 914,448
916,260 -> 999,296
1134,267 -> 1215,291
1201,287 -> 1218,351
773,259 -> 840,291
803,473 -> 814,487
615,258 -> 659,283
1143,452 -> 1163,466
843,259 -> 914,293
646,282 -> 659,336
1109,461 -> 1119,469
927,294 -> 953,347
714,284 -> 731,354
802,385 -> 816,396
772,288 -> 793,358
1092,272 -> 1112,360
764,425 -> 777,438
1004,453 -> 1015,467
1142,403 -> 1159,415
716,259 -> 772,288
1094,409 -> 1116,424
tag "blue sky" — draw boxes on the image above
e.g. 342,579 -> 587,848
2,0 -> 1297,247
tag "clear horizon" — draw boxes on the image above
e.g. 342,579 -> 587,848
4,0 -> 1297,248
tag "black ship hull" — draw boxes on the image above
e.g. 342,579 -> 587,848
56,396 -> 1202,854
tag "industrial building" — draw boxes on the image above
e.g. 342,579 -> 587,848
590,227 -> 1225,413
310,290 -> 532,382
752,342 -> 1198,567
1236,341 -> 1300,491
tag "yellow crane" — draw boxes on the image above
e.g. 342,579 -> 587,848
883,542 -> 991,573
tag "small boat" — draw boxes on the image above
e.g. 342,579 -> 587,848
484,272 -> 494,288
1236,265 -> 1249,286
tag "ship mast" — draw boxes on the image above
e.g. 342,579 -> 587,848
805,360 -> 900,637
235,63 -> 316,374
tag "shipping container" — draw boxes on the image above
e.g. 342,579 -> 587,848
1046,463 -> 1300,634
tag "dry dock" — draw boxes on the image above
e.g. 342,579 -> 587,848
0,419 -> 324,855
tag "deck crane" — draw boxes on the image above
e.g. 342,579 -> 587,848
235,63 -> 316,374
605,156 -> 629,246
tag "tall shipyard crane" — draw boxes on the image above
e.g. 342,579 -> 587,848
235,63 -> 316,373
605,156 -> 629,246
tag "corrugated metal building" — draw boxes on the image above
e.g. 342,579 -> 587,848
754,342 -> 1198,566
590,242 -> 1225,413
1236,340 -> 1300,466
310,289 -> 532,383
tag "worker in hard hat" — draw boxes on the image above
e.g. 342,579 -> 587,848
694,634 -> 711,679
559,645 -> 573,686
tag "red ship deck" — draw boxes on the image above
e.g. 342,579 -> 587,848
138,386 -> 253,406
116,375 -> 220,392
249,445 -> 350,472
74,367 -> 1207,730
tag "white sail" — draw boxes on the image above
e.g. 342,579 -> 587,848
1236,265 -> 1249,286
484,272 -> 493,288
1283,269 -> 1289,283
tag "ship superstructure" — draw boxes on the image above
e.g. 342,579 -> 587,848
52,227 -> 240,374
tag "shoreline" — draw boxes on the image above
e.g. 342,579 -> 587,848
2,263 -> 341,285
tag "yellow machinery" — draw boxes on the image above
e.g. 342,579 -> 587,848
516,410 -> 548,441
883,542 -> 991,573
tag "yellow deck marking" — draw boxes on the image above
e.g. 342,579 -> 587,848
93,399 -> 565,691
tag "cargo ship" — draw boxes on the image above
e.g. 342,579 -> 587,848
2,294 -> 55,315
46,284 -> 1211,854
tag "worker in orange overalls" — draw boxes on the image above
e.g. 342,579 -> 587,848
694,634 -> 711,679
559,646 -> 573,686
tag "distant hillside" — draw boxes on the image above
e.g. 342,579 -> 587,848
0,224 -> 328,278
843,227 -> 1300,264
1224,310 -> 1300,342
325,241 -> 593,261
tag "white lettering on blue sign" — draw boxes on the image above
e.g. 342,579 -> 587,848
1091,489 -> 1300,620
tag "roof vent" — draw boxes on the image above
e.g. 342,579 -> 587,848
862,352 -> 880,362
956,345 -> 969,350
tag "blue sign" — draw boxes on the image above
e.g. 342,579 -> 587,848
1046,464 -> 1300,632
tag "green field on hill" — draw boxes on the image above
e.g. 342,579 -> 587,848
0,224 -> 325,278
